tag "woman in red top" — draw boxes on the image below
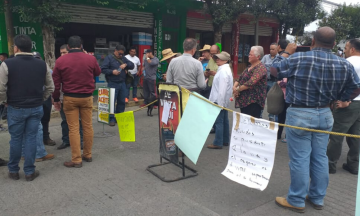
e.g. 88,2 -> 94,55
233,46 -> 267,118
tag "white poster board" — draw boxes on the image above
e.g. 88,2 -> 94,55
222,112 -> 278,191
98,87 -> 115,124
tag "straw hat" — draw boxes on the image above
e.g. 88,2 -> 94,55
160,48 -> 177,62
199,44 -> 211,52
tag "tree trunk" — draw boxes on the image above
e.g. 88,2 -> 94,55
279,23 -> 289,39
254,17 -> 259,45
42,26 -> 55,69
4,0 -> 14,56
213,24 -> 223,44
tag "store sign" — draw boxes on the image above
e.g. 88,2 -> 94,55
98,87 -> 111,124
154,18 -> 163,68
12,14 -> 43,54
158,84 -> 182,164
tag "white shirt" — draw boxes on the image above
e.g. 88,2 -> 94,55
209,64 -> 233,108
125,54 -> 141,75
347,56 -> 360,100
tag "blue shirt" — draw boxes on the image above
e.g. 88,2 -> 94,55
272,47 -> 360,107
261,54 -> 277,79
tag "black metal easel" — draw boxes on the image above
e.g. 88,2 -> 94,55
146,83 -> 198,182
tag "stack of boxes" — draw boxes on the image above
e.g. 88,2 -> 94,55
132,32 -> 152,46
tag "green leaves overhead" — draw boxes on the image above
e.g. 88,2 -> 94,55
319,3 -> 360,45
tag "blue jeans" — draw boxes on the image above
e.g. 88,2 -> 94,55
213,110 -> 230,147
266,80 -> 278,121
60,103 -> 83,145
285,107 -> 334,208
21,123 -> 47,159
126,74 -> 140,99
7,105 -> 43,175
108,81 -> 127,123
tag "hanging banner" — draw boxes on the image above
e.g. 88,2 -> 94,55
158,84 -> 182,164
222,112 -> 278,191
97,87 -> 113,124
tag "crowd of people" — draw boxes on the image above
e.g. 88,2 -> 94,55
0,26 -> 359,213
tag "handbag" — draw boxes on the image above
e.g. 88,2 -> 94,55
267,83 -> 284,115
112,55 -> 134,85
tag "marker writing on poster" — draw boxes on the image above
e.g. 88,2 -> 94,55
222,113 -> 278,191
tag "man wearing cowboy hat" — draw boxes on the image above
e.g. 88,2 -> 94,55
198,44 -> 211,71
160,48 -> 179,81
207,51 -> 233,150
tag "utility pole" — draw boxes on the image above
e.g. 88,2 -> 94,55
4,0 -> 14,56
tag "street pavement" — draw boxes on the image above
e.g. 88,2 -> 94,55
0,104 -> 357,216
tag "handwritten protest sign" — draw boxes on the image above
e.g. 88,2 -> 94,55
222,112 -> 278,191
115,111 -> 135,142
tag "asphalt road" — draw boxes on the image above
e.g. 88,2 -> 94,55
0,104 -> 357,216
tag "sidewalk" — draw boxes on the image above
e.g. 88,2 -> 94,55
0,105 -> 357,216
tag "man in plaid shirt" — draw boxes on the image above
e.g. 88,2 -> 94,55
271,27 -> 360,213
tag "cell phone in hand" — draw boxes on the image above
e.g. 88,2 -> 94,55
206,69 -> 210,72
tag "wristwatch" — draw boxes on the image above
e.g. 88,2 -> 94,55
282,51 -> 290,55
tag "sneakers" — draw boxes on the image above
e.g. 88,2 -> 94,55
44,138 -> 56,146
275,197 -> 305,213
125,98 -> 129,103
109,122 -> 116,127
36,154 -> 55,162
133,97 -> 139,102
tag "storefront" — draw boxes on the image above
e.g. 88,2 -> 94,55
186,11 -> 232,58
232,14 -> 279,78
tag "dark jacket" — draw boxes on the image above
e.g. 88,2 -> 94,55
3,53 -> 54,108
52,49 -> 101,102
101,54 -> 134,83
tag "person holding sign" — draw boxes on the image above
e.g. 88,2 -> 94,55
207,52 -> 233,149
271,27 -> 360,213
233,46 -> 267,118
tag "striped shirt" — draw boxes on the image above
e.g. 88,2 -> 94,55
272,47 -> 360,107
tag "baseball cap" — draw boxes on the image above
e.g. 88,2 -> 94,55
32,52 -> 42,59
214,51 -> 230,61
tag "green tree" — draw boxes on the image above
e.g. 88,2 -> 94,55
269,0 -> 324,39
204,0 -> 248,43
318,4 -> 360,46
296,31 -> 314,46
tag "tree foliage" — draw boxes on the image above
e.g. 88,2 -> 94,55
296,31 -> 314,46
204,0 -> 249,43
319,4 -> 360,45
267,0 -> 324,39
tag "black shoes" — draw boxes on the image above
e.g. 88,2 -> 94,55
44,138 -> 56,146
57,142 -> 70,150
8,172 -> 20,180
342,163 -> 358,175
25,170 -> 40,181
0,158 -> 8,166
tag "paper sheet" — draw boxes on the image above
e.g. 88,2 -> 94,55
115,111 -> 135,142
161,101 -> 171,124
110,88 -> 115,114
222,112 -> 278,191
174,93 -> 221,164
